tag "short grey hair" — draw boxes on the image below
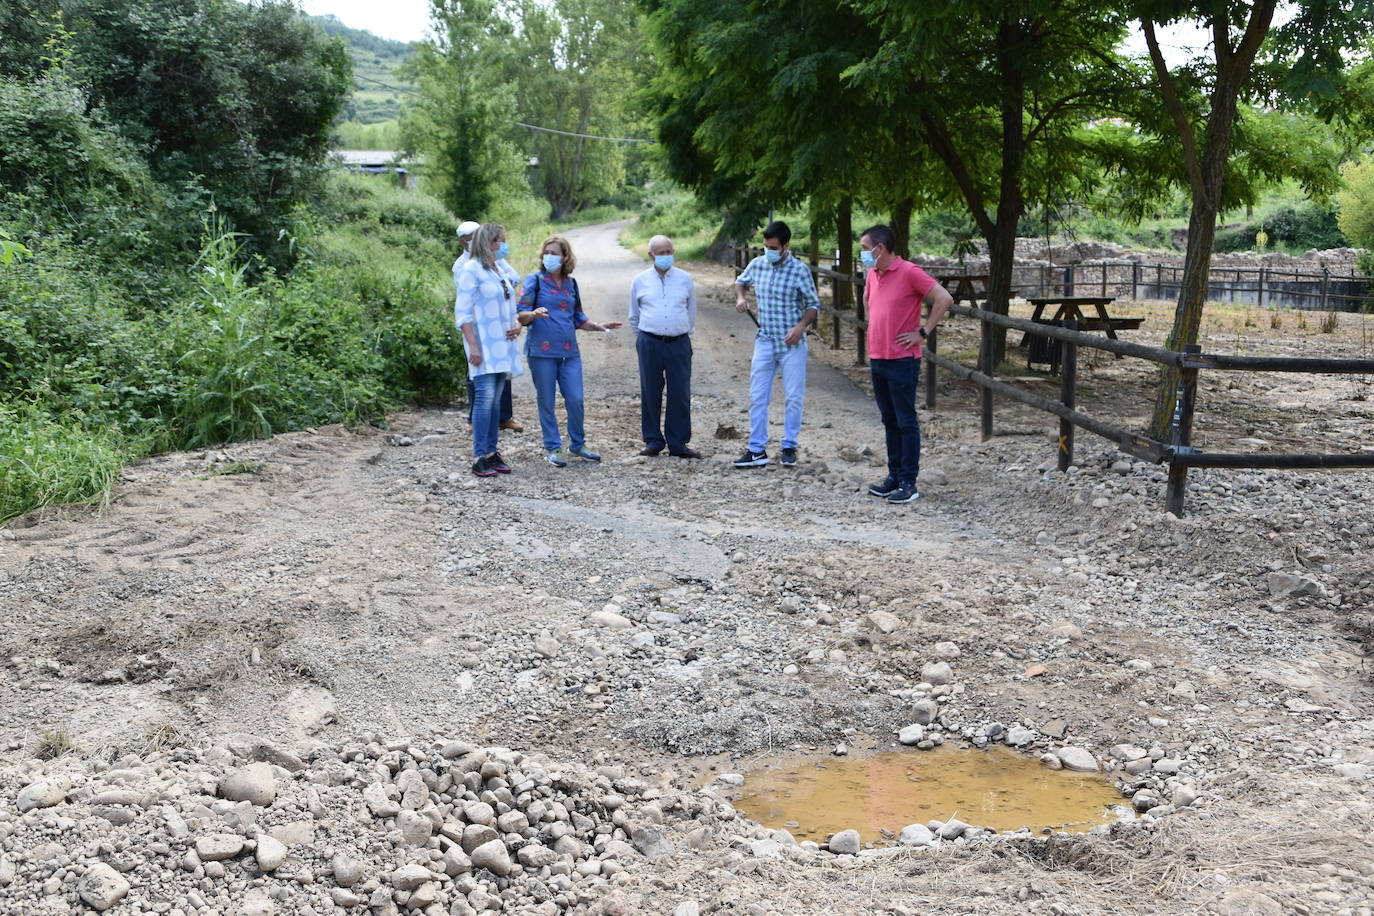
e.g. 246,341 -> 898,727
648,235 -> 674,255
472,222 -> 505,271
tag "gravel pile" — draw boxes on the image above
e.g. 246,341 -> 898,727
0,734 -> 755,915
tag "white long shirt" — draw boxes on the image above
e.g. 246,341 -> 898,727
628,266 -> 696,337
454,257 -> 524,379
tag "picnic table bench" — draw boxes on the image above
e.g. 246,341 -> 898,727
935,273 -> 988,306
1021,296 -> 1144,373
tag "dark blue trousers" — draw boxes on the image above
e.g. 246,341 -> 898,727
870,357 -> 922,486
636,331 -> 692,451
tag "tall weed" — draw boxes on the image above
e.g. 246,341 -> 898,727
0,402 -> 124,522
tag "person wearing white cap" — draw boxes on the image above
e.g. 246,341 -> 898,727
456,219 -> 521,431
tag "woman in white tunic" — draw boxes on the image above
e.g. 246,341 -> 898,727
455,222 -> 524,477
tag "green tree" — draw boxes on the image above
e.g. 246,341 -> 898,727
51,0 -> 351,260
1336,156 -> 1374,250
402,0 -> 525,220
1131,0 -> 1372,437
515,0 -> 647,218
847,0 -> 1132,360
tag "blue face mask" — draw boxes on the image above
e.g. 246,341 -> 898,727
542,253 -> 563,273
764,247 -> 783,264
654,254 -> 674,271
860,248 -> 877,269
495,241 -> 510,261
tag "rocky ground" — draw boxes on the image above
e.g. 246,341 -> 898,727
1,223 -> 1372,915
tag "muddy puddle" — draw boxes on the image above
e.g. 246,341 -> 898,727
732,745 -> 1123,843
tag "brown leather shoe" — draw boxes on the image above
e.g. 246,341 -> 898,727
638,445 -> 663,457
668,447 -> 702,459
500,419 -> 523,432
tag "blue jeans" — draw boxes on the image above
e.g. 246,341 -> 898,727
748,337 -> 808,452
471,373 -> 509,457
636,332 -> 692,451
467,378 -> 513,426
528,356 -> 585,451
870,357 -> 921,486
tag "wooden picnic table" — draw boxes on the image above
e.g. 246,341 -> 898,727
935,273 -> 988,306
1021,296 -> 1145,373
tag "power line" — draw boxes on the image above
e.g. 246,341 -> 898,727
514,121 -> 654,144
352,73 -> 655,144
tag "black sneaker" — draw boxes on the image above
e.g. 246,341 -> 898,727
867,476 -> 899,497
472,456 -> 498,478
488,452 -> 512,474
886,484 -> 921,504
780,447 -> 798,467
732,449 -> 769,468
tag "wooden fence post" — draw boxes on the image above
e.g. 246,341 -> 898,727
1131,262 -> 1139,300
832,277 -> 841,348
1058,319 -> 1078,472
979,317 -> 994,441
1258,266 -> 1265,309
1165,342 -> 1203,516
925,326 -> 938,409
1321,267 -> 1330,310
853,275 -> 867,366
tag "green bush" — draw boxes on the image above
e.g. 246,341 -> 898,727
0,401 -> 125,522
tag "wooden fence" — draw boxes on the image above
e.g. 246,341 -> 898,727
750,247 -> 1374,312
731,246 -> 1374,516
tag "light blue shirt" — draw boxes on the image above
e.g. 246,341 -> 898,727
455,257 -> 524,379
628,265 -> 696,336
736,252 -> 821,345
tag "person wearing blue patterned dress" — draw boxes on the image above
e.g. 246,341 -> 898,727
517,235 -> 622,467
731,220 -> 821,468
455,222 -> 524,478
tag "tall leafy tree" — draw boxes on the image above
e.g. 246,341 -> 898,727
1129,0 -> 1373,436
846,0 -> 1132,360
402,0 -> 525,220
515,0 -> 647,218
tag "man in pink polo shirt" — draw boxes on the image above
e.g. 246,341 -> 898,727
859,224 -> 953,503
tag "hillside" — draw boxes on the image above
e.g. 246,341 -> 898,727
311,14 -> 416,133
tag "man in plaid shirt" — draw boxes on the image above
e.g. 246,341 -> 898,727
732,221 -> 821,468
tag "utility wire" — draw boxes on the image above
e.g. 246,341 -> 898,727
352,73 -> 655,144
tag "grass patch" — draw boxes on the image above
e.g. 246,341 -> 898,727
34,725 -> 78,760
0,403 -> 125,523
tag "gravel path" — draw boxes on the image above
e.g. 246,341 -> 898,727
1,223 -> 1371,915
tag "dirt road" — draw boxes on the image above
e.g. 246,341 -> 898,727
1,223 -> 1372,915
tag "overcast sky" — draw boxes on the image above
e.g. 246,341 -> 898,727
299,0 -> 1229,67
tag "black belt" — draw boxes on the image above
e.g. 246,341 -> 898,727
641,331 -> 687,342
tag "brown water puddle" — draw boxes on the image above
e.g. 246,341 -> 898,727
732,745 -> 1123,843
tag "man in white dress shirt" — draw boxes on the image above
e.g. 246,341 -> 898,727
628,235 -> 700,458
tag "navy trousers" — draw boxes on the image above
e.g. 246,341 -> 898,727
636,332 -> 692,451
870,357 -> 922,486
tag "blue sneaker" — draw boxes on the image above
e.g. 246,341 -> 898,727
569,445 -> 601,462
867,476 -> 899,497
886,484 -> 921,504
545,449 -> 568,468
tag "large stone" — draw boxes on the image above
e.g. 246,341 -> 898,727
255,834 -> 287,872
390,864 -> 433,891
516,844 -> 559,868
828,829 -> 861,855
1055,747 -> 1098,772
397,809 -> 432,846
461,824 -> 499,853
912,699 -> 939,726
898,724 -> 925,746
1266,572 -> 1325,598
865,611 -> 901,634
631,825 -> 674,861
897,823 -> 934,847
78,862 -> 129,912
920,662 -> 953,686
195,834 -> 244,861
1108,744 -> 1148,762
1213,889 -> 1283,916
932,641 -> 960,659
16,780 -> 66,813
218,763 -> 276,807
590,610 -> 634,629
464,801 -> 496,826
469,839 -> 513,876
332,854 -> 364,887
442,846 -> 472,876
1006,726 -> 1036,747
364,783 -> 400,818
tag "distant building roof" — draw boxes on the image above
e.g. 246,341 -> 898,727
331,150 -> 423,168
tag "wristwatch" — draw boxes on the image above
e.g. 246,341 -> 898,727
918,327 -> 928,339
